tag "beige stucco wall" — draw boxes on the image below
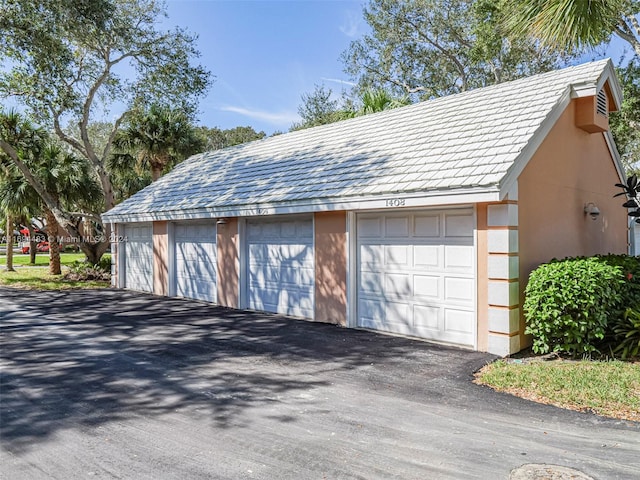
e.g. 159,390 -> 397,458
217,218 -> 239,308
314,211 -> 347,325
153,221 -> 168,296
518,99 -> 628,346
519,100 -> 627,274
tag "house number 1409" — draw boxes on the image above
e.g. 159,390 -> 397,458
385,198 -> 406,207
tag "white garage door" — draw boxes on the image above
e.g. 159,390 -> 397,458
357,209 -> 476,347
124,223 -> 153,293
246,217 -> 314,318
174,223 -> 217,303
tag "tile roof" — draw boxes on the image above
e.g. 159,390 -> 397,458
103,59 -> 616,222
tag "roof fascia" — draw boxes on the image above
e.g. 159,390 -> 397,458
101,187 -> 501,224
604,130 -> 627,183
599,59 -> 623,110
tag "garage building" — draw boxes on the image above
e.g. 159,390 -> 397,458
102,59 -> 629,356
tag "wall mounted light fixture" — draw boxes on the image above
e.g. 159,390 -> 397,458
584,202 -> 600,220
216,218 -> 227,225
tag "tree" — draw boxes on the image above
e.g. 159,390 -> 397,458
291,85 -> 354,130
111,104 -> 204,182
0,110 -> 46,271
342,0 -> 567,99
292,85 -> 413,130
357,88 -> 411,114
0,110 -> 102,271
615,174 -> 640,224
196,126 -> 266,151
610,59 -> 640,174
0,0 -> 212,262
502,0 -> 640,56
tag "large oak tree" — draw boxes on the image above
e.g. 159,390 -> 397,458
0,0 -> 212,263
342,0 -> 568,99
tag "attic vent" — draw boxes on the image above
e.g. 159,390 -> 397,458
596,90 -> 608,117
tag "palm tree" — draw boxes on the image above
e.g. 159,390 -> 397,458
0,110 -> 46,271
0,143 -> 102,274
502,0 -> 640,56
111,104 -> 204,182
357,88 -> 411,115
38,145 -> 102,274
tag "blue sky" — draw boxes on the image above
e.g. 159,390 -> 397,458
164,0 -> 635,135
164,0 -> 366,134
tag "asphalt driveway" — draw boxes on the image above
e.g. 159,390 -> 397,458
1,288 -> 638,480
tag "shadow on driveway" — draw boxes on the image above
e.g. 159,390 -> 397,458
0,287 -> 490,452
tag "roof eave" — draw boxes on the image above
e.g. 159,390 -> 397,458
101,186 -> 502,224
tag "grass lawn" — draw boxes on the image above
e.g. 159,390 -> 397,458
0,252 -> 87,267
476,359 -> 640,422
0,266 -> 110,289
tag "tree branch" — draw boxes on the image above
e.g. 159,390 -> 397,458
101,111 -> 128,161
0,139 -> 77,231
52,113 -> 87,159
401,16 -> 468,91
615,17 -> 640,57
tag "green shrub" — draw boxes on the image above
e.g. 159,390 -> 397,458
612,309 -> 640,359
524,257 -> 624,356
597,254 -> 640,311
63,258 -> 111,282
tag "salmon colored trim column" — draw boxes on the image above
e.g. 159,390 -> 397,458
153,221 -> 169,296
314,211 -> 347,325
217,218 -> 239,308
111,224 -> 119,288
476,204 -> 489,352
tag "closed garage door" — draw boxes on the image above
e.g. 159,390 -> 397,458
124,223 -> 153,293
174,223 -> 217,303
357,209 -> 476,347
246,217 -> 314,318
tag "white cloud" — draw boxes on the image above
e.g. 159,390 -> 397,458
219,106 -> 300,126
339,9 -> 362,38
320,77 -> 357,87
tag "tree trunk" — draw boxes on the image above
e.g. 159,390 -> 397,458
5,213 -> 15,272
1,139 -> 111,264
45,208 -> 62,275
27,223 -> 37,264
151,164 -> 163,182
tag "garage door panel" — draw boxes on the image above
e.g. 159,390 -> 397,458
174,223 -> 216,303
384,273 -> 411,297
445,245 -> 474,270
358,210 -> 475,347
247,217 -> 314,318
359,217 -> 382,237
385,301 -> 410,324
124,224 -> 153,293
414,245 -> 440,268
445,213 -> 474,237
413,304 -> 440,331
385,216 -> 409,237
413,275 -> 440,299
384,244 -> 409,267
361,244 -> 383,267
414,215 -> 440,237
444,277 -> 474,304
360,272 -> 384,295
445,309 -> 474,334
